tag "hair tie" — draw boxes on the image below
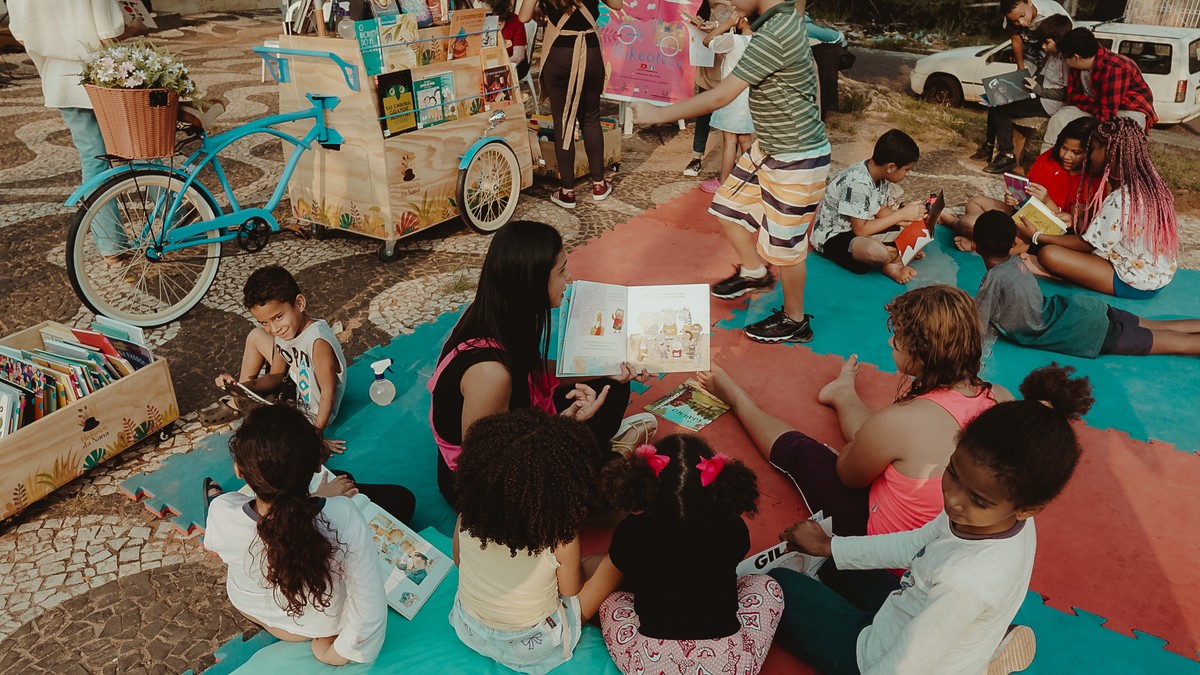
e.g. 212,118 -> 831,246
634,444 -> 670,477
696,453 -> 729,487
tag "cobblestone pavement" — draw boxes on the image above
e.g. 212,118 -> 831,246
1,11 -> 1197,674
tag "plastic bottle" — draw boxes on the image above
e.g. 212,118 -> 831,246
369,358 -> 395,406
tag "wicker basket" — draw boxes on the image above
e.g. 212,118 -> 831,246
84,85 -> 180,160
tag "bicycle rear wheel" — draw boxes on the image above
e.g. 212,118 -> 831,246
67,170 -> 222,327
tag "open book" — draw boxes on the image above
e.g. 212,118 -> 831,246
878,190 -> 943,266
1013,195 -> 1067,235
980,70 -> 1036,107
644,378 -> 729,431
735,511 -> 835,577
556,281 -> 711,377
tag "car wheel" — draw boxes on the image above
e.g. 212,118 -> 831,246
923,75 -> 964,108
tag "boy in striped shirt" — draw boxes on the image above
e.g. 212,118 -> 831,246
632,0 -> 831,343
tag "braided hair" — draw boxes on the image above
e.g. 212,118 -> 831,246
1077,117 -> 1177,262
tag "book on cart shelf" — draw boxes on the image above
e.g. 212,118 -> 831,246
481,15 -> 500,48
447,8 -> 487,60
414,71 -> 456,128
378,14 -> 420,73
376,69 -> 418,136
480,46 -> 515,111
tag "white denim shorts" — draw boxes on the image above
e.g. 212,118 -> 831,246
449,594 -> 583,674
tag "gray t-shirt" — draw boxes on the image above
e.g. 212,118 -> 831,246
976,255 -> 1111,358
810,161 -> 892,251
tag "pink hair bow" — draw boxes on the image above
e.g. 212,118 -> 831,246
696,454 -> 729,487
634,444 -> 670,477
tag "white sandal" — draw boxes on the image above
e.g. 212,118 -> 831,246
610,413 -> 658,455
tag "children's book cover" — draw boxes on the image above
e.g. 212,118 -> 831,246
358,496 -> 452,619
480,46 -> 514,110
644,378 -> 729,432
413,73 -> 448,127
117,0 -> 158,29
736,512 -> 835,577
378,13 -> 420,73
481,15 -> 500,48
1003,172 -> 1030,203
399,0 -> 434,27
355,19 -> 386,76
435,71 -> 459,122
1014,195 -> 1068,235
375,69 -> 418,136
370,0 -> 402,16
447,8 -> 487,60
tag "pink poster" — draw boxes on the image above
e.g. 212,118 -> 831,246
599,0 -> 702,104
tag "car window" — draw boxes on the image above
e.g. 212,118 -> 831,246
1097,38 -> 1114,50
987,44 -> 1017,65
1118,40 -> 1173,75
1190,39 -> 1200,74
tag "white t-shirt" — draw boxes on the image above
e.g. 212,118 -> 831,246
204,494 -> 388,663
8,0 -> 126,109
1004,0 -> 1068,30
832,512 -> 1036,675
1082,188 -> 1177,290
276,319 -> 347,425
810,161 -> 893,251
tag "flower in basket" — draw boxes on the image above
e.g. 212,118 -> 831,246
79,42 -> 200,98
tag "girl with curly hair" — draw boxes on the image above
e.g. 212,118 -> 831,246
450,409 -> 621,673
1017,116 -> 1177,298
203,405 -> 388,665
430,220 -> 653,507
772,364 -> 1093,674
699,285 -> 1013,607
595,434 -> 783,675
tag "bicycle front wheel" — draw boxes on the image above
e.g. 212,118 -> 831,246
67,170 -> 222,327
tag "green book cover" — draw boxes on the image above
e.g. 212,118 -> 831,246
376,70 -> 417,136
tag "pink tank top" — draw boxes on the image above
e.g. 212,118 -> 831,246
866,387 -> 997,536
427,339 -> 558,470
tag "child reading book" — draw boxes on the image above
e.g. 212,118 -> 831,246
211,267 -> 347,453
770,363 -> 1093,674
975,210 -> 1200,356
450,409 -> 622,673
699,11 -> 754,194
596,434 -> 783,675
203,405 -> 388,666
808,129 -> 926,284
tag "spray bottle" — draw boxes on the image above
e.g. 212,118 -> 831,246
369,358 -> 395,406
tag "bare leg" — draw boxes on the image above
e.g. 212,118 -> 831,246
697,364 -> 795,461
578,555 -> 623,621
779,261 -> 808,320
952,196 -> 1009,238
1140,317 -> 1200,333
1037,245 -> 1118,295
718,131 -> 738,183
1147,329 -> 1200,355
239,610 -> 311,642
722,220 -> 764,271
239,328 -> 276,382
816,355 -> 875,443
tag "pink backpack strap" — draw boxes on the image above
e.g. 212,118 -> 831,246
428,339 -> 503,470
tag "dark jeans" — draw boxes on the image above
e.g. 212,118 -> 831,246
811,43 -> 843,119
990,97 -> 1049,155
770,567 -> 882,675
437,378 -> 632,508
543,45 -> 606,189
693,111 -> 712,155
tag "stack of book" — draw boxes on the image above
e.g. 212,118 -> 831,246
0,317 -> 152,438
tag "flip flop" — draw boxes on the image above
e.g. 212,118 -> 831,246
198,396 -> 244,426
203,477 -> 224,519
610,412 -> 659,455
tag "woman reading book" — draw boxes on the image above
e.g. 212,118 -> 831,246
698,285 -> 1013,609
428,220 -> 653,507
1016,116 -> 1178,299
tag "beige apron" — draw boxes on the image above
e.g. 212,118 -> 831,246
538,3 -> 600,150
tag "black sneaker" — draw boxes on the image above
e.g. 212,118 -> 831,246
970,143 -> 994,161
984,154 -> 1017,175
683,157 -> 703,177
745,308 -> 813,343
712,267 -> 775,299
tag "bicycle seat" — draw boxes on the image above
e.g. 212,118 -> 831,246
179,99 -> 226,131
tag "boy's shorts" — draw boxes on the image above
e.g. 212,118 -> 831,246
817,231 -> 872,274
1100,306 -> 1153,355
709,140 -> 832,266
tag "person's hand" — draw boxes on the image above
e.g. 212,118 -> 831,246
312,472 -> 358,499
629,102 -> 666,126
613,361 -> 651,385
1014,215 -> 1037,243
900,200 -> 927,222
1025,182 -> 1050,205
780,519 -> 833,557
1024,76 -> 1038,90
214,373 -> 237,389
324,438 -> 347,455
561,383 -> 610,422
1003,191 -> 1021,208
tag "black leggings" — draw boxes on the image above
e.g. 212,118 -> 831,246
542,45 -> 606,189
437,378 -> 632,508
332,470 -> 416,525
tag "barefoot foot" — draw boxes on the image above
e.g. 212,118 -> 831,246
954,236 -> 977,253
881,262 -> 918,284
817,354 -> 859,407
696,363 -> 749,410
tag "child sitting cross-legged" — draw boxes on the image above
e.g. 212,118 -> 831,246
809,129 -> 927,284
450,408 -> 622,674
769,364 -> 1094,674
596,434 -> 783,675
975,209 -> 1200,357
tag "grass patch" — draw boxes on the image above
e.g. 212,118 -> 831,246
1150,142 -> 1200,194
840,90 -> 872,118
441,273 -> 478,295
885,96 -> 987,145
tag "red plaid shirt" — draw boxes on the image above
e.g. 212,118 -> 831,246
1066,46 -> 1157,127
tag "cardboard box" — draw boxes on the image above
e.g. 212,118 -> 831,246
0,321 -> 179,521
528,115 -> 621,179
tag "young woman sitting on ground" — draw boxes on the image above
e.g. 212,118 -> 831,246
1017,116 -> 1177,299
698,285 -> 1012,609
945,116 -> 1099,251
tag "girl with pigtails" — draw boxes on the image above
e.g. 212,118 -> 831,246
596,434 -> 783,675
203,405 -> 387,666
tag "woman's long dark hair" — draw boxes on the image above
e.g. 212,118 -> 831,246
445,220 -> 563,382
230,405 -> 338,617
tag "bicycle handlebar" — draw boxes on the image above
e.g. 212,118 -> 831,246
252,45 -> 360,92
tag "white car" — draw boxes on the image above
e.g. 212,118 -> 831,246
910,20 -> 1200,125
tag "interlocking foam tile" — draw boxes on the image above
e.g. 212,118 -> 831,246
184,631 -> 278,675
229,529 -> 620,675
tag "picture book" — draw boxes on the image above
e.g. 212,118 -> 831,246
93,315 -> 146,346
414,73 -> 449,128
118,0 -> 158,29
378,13 -> 420,73
736,512 -> 835,578
481,15 -> 500,48
357,494 -> 452,619
398,0 -> 434,27
1003,172 -> 1030,203
644,379 -> 729,432
425,0 -> 448,25
480,46 -> 514,111
70,328 -> 121,359
375,69 -> 418,136
355,19 -> 386,76
556,281 -> 711,377
370,0 -> 402,17
413,25 -> 450,66
1013,195 -> 1068,235
876,191 -> 942,266
224,381 -> 273,410
980,70 -> 1036,107
447,8 -> 487,60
